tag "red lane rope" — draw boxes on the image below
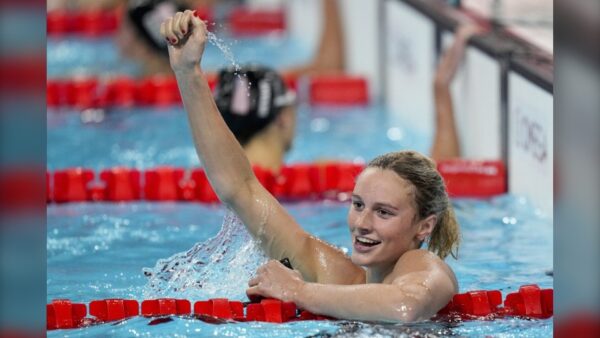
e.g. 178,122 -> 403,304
438,159 -> 506,198
46,7 -> 213,37
47,284 -> 552,330
46,160 -> 506,204
47,163 -> 364,204
46,73 -> 372,109
46,6 -> 288,37
228,7 -> 286,36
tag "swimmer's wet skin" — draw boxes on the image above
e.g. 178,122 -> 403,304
160,10 -> 459,322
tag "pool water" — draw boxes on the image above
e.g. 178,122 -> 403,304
47,32 -> 553,337
47,197 -> 552,337
47,103 -> 429,171
47,34 -> 313,78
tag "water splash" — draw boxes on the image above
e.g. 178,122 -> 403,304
207,31 -> 240,74
206,31 -> 251,93
142,210 -> 268,300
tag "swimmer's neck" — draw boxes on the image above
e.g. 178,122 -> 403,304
244,131 -> 287,173
143,57 -> 173,78
365,263 -> 396,283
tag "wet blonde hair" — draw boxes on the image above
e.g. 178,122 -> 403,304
367,150 -> 460,259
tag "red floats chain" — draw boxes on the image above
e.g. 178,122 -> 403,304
228,7 -> 286,36
437,285 -> 553,320
99,167 -> 141,201
47,285 -> 552,330
52,168 -> 95,203
47,7 -> 213,37
47,300 -> 87,330
502,284 -> 553,319
437,290 -> 502,318
46,163 -> 364,204
142,299 -> 191,317
48,74 -> 239,109
90,299 -> 139,321
144,167 -> 185,201
437,159 -> 507,198
309,75 -> 369,105
47,297 -> 330,330
195,299 -> 244,320
190,169 -> 219,203
47,9 -> 120,37
48,75 -> 372,109
47,160 -> 507,204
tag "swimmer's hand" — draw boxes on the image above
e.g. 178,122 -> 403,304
246,260 -> 306,303
455,22 -> 487,42
160,10 -> 208,74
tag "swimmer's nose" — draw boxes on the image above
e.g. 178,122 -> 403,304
356,227 -> 372,236
353,211 -> 373,232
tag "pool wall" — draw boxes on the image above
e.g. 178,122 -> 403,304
287,0 -> 554,215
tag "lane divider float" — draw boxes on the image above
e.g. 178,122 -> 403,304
47,284 -> 552,330
438,159 -> 506,198
46,6 -> 287,37
46,160 -> 506,204
309,76 -> 369,105
47,163 -> 364,204
47,7 -> 213,37
47,74 -> 370,109
228,7 -> 286,36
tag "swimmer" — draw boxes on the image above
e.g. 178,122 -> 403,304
117,0 -> 188,77
160,10 -> 459,322
430,22 -> 486,160
282,0 -> 345,78
213,65 -> 296,173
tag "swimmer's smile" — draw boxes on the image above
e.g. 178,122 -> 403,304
353,236 -> 382,252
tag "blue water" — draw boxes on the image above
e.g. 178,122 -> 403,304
47,197 -> 552,337
47,31 -> 552,337
47,103 -> 428,170
47,33 -> 312,78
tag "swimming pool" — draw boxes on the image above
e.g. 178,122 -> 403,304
47,31 -> 553,337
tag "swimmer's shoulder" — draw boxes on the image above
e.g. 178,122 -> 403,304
392,249 -> 458,291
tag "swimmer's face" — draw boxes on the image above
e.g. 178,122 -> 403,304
347,167 -> 423,269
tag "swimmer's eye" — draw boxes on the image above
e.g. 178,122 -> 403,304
352,200 -> 364,210
376,208 -> 394,218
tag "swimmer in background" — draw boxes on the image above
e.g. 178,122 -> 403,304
160,10 -> 459,322
282,0 -> 345,78
116,0 -> 188,77
213,65 -> 296,173
430,22 -> 486,161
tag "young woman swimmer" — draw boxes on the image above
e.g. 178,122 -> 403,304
160,10 -> 460,322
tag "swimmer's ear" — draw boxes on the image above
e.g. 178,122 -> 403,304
416,214 -> 437,242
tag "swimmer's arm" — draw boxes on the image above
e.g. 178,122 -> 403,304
175,66 -> 360,282
165,11 -> 361,284
294,256 -> 456,322
430,78 -> 460,161
431,24 -> 482,161
433,23 -> 481,87
283,0 -> 345,77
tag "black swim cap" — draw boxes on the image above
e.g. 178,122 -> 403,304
214,65 -> 296,145
127,0 -> 186,56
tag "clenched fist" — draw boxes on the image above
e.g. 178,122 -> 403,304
160,9 -> 208,74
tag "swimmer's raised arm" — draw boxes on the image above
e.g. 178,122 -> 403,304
161,11 -> 363,284
431,23 -> 485,161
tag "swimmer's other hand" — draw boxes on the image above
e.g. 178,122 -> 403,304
246,260 -> 305,303
160,10 -> 208,74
